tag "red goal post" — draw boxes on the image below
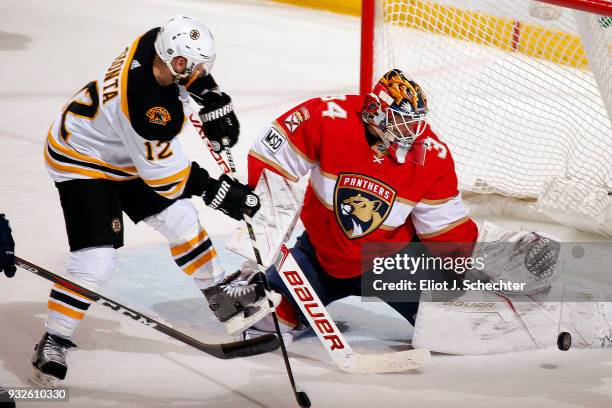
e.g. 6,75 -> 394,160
359,0 -> 612,237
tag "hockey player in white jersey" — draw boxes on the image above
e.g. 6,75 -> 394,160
32,15 -> 271,386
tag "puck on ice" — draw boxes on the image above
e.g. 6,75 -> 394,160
557,332 -> 571,351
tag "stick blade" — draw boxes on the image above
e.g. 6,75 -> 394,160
216,334 -> 280,359
296,391 -> 311,407
341,348 -> 431,374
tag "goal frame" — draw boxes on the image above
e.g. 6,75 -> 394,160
360,0 -> 612,94
359,0 -> 612,237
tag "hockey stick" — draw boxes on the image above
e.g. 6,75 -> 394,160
274,244 -> 431,374
15,257 -> 279,359
185,99 -> 310,408
221,140 -> 311,408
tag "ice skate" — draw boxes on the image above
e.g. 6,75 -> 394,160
30,333 -> 76,387
203,271 -> 281,335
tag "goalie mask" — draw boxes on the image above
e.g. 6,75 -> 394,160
362,69 -> 429,164
154,15 -> 216,80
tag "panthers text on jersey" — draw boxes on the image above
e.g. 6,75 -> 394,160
248,95 -> 478,279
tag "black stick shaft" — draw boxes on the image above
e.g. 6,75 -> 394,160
15,256 -> 278,359
221,138 -> 310,408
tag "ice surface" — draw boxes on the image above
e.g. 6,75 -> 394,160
1,0 -> 611,407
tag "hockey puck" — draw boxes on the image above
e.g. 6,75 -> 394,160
557,332 -> 571,351
296,391 -> 311,408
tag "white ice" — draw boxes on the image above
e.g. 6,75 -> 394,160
1,0 -> 612,407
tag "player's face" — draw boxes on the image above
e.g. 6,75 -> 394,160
177,59 -> 215,84
386,108 -> 427,144
171,57 -> 188,75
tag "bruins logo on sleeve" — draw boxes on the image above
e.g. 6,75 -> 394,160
334,173 -> 396,239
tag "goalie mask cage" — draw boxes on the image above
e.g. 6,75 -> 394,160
361,0 -> 612,237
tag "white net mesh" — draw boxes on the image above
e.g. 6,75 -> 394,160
373,0 -> 612,236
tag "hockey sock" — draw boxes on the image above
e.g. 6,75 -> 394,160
45,283 -> 93,339
169,227 -> 225,289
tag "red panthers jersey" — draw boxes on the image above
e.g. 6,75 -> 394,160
248,95 -> 477,278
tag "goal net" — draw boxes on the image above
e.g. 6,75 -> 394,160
362,0 -> 612,236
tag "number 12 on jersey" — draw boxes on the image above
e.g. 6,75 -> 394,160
144,141 -> 173,161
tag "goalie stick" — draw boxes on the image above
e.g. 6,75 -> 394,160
15,257 -> 279,359
274,244 -> 431,374
185,98 -> 311,408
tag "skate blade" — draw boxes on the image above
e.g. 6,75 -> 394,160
29,368 -> 60,388
225,295 -> 277,335
245,330 -> 294,348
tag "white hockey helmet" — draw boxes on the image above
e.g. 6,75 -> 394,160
154,15 -> 216,80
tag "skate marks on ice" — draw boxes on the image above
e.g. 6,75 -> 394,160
0,290 -> 284,407
0,300 -> 214,377
107,244 -> 242,343
112,246 -> 417,356
0,302 -> 219,407
112,247 -> 612,404
1,238 -> 611,406
0,30 -> 31,51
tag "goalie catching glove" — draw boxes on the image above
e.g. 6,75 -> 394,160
194,91 -> 240,150
203,174 -> 260,220
469,221 -> 562,295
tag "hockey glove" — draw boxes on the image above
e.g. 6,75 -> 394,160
203,174 -> 260,220
0,214 -> 16,278
196,91 -> 240,150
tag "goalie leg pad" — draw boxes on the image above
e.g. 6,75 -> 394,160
470,221 -> 563,294
226,169 -> 305,267
413,279 -> 612,354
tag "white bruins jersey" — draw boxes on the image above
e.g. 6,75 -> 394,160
45,28 -> 192,200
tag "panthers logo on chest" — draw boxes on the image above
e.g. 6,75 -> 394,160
333,173 -> 396,239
